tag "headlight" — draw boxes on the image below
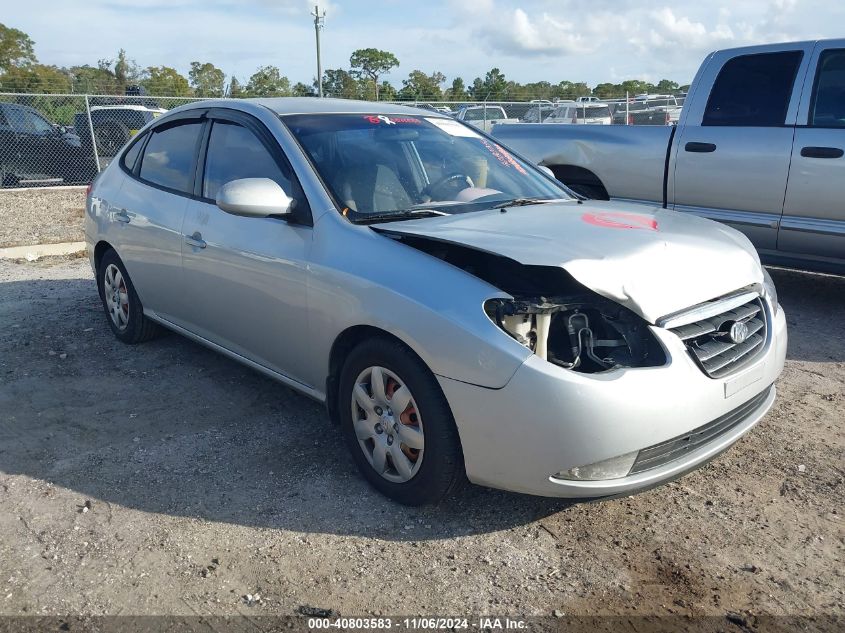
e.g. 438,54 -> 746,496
762,268 -> 779,315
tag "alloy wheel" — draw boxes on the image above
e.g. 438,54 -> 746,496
103,264 -> 129,330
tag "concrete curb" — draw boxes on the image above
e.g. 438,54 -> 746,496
0,185 -> 88,194
0,241 -> 86,260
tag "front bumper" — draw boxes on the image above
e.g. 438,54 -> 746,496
439,305 -> 787,498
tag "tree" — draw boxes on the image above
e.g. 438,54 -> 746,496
0,64 -> 71,93
0,23 -> 36,72
321,68 -> 363,99
378,81 -> 397,101
349,48 -> 399,100
292,81 -> 316,97
142,66 -> 190,96
189,61 -> 225,97
470,68 -> 508,100
94,50 -> 141,92
446,77 -> 466,101
656,79 -> 680,94
398,70 -> 445,101
245,65 -> 291,97
228,77 -> 243,97
69,64 -> 120,94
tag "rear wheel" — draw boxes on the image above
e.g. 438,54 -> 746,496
97,249 -> 160,344
339,337 -> 464,505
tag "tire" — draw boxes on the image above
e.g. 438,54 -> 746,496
567,183 -> 608,200
97,249 -> 160,344
94,119 -> 130,157
338,337 -> 465,505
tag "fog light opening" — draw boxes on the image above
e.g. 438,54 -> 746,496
553,451 -> 639,481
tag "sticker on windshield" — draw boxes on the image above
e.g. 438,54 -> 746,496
479,138 -> 527,175
424,117 -> 480,138
364,115 -> 420,125
582,212 -> 658,231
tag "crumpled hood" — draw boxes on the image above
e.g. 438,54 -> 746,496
373,200 -> 763,324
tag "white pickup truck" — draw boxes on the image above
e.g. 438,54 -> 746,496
493,40 -> 845,275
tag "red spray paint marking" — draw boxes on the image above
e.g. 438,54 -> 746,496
582,211 -> 658,231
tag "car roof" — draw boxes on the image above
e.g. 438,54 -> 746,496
165,97 -> 450,119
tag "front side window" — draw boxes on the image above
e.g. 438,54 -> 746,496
284,113 -> 571,222
202,121 -> 292,200
138,121 -> 203,193
27,111 -> 54,135
703,51 -> 803,126
810,49 -> 845,128
5,107 -> 29,133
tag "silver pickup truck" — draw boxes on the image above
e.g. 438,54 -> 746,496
493,40 -> 845,275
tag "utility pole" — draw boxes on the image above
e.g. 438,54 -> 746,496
311,4 -> 326,98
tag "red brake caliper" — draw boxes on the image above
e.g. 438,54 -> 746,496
386,378 -> 420,462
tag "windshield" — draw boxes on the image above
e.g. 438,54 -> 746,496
283,113 -> 572,222
581,106 -> 611,119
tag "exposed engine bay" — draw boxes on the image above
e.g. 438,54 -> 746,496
381,233 -> 666,373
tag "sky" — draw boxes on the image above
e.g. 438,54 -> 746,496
7,0 -> 844,87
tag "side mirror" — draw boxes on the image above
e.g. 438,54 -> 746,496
216,178 -> 293,218
537,165 -> 555,179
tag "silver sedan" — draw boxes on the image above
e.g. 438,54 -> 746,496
85,98 -> 787,505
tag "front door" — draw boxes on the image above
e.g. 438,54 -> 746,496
180,115 -> 315,388
671,46 -> 812,251
779,44 -> 845,266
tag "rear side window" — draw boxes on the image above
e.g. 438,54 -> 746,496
138,121 -> 203,193
121,135 -> 145,171
703,51 -> 803,126
202,121 -> 292,200
810,49 -> 845,128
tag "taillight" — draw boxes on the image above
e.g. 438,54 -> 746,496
665,113 -> 671,125
628,114 -> 634,125
85,183 -> 93,198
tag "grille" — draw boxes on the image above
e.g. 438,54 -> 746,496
668,296 -> 767,378
629,385 -> 773,475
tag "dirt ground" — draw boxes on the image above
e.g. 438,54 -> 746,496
0,256 -> 842,623
0,189 -> 86,248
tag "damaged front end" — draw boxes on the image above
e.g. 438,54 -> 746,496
485,294 -> 665,373
381,232 -> 667,374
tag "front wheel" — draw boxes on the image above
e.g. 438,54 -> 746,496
338,337 -> 464,505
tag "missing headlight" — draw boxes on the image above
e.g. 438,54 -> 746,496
486,295 -> 666,373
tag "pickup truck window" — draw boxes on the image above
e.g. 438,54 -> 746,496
703,51 -> 802,127
810,49 -> 845,128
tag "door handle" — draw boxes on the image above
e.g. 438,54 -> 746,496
800,146 -> 844,159
685,142 -> 717,153
113,208 -> 130,223
185,232 -> 207,249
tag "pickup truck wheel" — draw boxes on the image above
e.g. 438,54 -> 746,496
567,183 -> 607,200
94,120 -> 131,157
339,337 -> 465,505
97,249 -> 161,344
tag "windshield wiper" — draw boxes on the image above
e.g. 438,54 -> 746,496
353,209 -> 449,225
490,197 -> 568,209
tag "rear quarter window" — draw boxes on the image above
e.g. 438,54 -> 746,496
138,121 -> 203,193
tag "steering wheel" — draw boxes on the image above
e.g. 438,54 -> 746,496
423,173 -> 474,200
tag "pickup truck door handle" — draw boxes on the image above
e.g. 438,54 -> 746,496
800,146 -> 844,159
685,142 -> 717,153
185,232 -> 207,249
113,209 -> 130,224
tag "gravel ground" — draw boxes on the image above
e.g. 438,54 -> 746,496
0,188 -> 86,248
0,257 -> 842,622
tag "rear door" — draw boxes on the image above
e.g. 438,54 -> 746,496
778,42 -> 845,267
110,116 -> 205,322
671,45 -> 814,251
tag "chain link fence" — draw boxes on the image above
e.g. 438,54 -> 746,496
1,92 -> 685,189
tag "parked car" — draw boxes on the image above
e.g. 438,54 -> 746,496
576,96 -> 601,103
87,97 -> 786,505
544,102 -> 612,125
0,102 -> 97,187
492,39 -> 845,275
75,104 -> 167,159
454,105 -> 516,132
